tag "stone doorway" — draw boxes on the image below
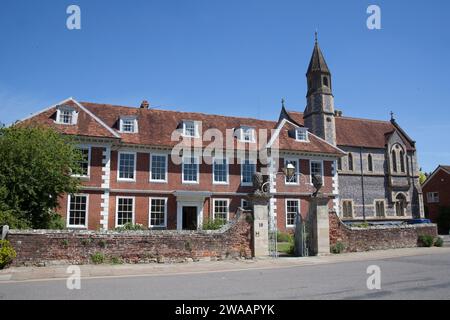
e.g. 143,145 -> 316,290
182,206 -> 198,230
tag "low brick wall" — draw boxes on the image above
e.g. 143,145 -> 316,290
7,212 -> 253,267
329,212 -> 438,252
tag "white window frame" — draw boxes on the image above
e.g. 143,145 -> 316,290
213,198 -> 230,222
117,151 -> 137,182
240,159 -> 256,186
182,120 -> 199,138
295,128 -> 309,142
182,156 -> 200,184
285,199 -> 300,228
56,106 -> 77,125
284,158 -> 300,185
427,192 -> 439,203
241,199 -> 250,210
212,157 -> 229,185
149,153 -> 168,183
72,146 -> 91,178
66,194 -> 89,229
310,160 -> 324,185
119,117 -> 138,133
374,199 -> 386,217
115,196 -> 135,227
341,199 -> 354,219
239,126 -> 256,143
149,197 -> 168,228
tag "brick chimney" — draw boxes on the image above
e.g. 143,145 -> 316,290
140,100 -> 150,109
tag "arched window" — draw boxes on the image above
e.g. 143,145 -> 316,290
391,150 -> 397,172
323,76 -> 329,87
399,151 -> 405,173
368,154 -> 373,172
395,194 -> 406,216
348,153 -> 353,171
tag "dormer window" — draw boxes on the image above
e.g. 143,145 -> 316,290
120,117 -> 138,133
238,126 -> 255,143
56,106 -> 77,125
295,128 -> 308,141
182,120 -> 199,138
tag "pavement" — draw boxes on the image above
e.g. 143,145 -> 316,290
0,247 -> 448,283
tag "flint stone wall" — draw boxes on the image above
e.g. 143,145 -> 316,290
7,212 -> 253,267
329,211 -> 437,252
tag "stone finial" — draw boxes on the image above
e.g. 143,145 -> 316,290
140,100 -> 150,109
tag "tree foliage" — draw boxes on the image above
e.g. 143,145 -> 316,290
419,171 -> 427,185
0,125 -> 81,228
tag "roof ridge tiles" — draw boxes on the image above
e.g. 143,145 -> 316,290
287,110 -> 391,124
81,101 -> 276,125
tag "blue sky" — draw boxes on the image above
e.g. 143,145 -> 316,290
0,0 -> 449,172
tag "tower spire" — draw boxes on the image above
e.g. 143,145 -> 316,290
315,30 -> 318,43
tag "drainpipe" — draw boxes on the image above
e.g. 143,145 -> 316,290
359,147 -> 366,221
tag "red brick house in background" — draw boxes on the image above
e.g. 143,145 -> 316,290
422,165 -> 450,233
19,97 -> 344,232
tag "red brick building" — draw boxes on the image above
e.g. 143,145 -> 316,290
19,98 -> 344,232
422,165 -> 450,227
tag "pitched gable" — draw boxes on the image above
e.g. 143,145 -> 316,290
286,110 -> 415,150
18,98 -> 120,139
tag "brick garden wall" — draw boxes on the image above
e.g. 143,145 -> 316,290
7,211 -> 253,267
329,211 -> 438,252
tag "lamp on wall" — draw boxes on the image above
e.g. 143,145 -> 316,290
283,163 -> 296,180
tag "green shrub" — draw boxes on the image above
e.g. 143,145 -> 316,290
0,210 -> 30,229
434,237 -> 444,247
0,240 -> 16,269
276,231 -> 293,243
80,238 -> 92,246
47,213 -> 66,230
202,218 -> 226,230
418,235 -> 434,247
351,222 -> 369,228
331,242 -> 345,254
91,252 -> 105,264
109,256 -> 123,264
114,222 -> 145,231
61,239 -> 69,248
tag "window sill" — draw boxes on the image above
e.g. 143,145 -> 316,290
213,181 -> 229,185
72,175 -> 90,181
182,181 -> 200,184
149,179 -> 168,184
117,178 -> 136,183
67,225 -> 88,229
241,183 -> 253,187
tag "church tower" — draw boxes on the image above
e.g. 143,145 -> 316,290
303,34 -> 337,146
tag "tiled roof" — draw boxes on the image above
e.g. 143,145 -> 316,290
441,166 -> 450,174
19,100 -> 119,139
82,102 -> 277,149
307,41 -> 330,75
287,110 -> 415,150
20,99 -> 344,156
